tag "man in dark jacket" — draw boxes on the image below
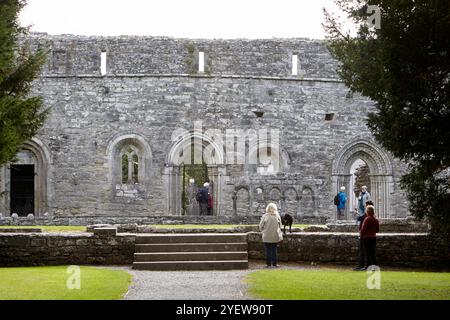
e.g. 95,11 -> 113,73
197,182 -> 209,216
360,205 -> 380,268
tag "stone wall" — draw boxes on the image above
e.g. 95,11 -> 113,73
0,33 -> 410,221
248,232 -> 450,268
0,214 -> 327,226
0,232 -> 135,267
1,230 -> 448,269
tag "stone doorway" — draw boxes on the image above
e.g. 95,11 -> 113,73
0,138 -> 51,216
10,165 -> 35,216
165,131 -> 224,216
332,139 -> 393,219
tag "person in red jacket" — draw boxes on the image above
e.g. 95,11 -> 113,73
360,205 -> 379,268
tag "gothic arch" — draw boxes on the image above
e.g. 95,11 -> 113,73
284,186 -> 300,216
164,130 -> 225,215
233,186 -> 250,215
332,138 -> 393,219
247,140 -> 290,175
299,186 -> 317,217
0,137 -> 52,216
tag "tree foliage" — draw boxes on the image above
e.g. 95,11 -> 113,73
0,0 -> 49,166
324,0 -> 450,232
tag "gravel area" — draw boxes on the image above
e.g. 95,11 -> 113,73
101,261 -> 316,300
123,268 -> 252,300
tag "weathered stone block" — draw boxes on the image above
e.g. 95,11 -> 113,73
93,227 -> 117,237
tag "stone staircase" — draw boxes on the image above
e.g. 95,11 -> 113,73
132,233 -> 248,270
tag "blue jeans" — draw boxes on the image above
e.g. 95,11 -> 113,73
264,243 -> 278,266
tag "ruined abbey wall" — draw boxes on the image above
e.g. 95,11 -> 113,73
0,33 -> 409,222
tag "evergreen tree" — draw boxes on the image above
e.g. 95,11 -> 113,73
0,0 -> 49,166
324,0 -> 450,232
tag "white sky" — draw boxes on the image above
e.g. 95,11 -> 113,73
19,0 -> 345,39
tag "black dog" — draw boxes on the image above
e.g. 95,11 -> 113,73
281,213 -> 293,234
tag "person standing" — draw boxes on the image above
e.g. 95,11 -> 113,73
360,205 -> 380,268
336,186 -> 347,220
353,200 -> 374,271
358,186 -> 371,217
196,182 -> 209,216
259,203 -> 283,268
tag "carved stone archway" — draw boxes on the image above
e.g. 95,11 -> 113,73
0,137 -> 51,216
332,138 -> 394,219
164,131 -> 225,216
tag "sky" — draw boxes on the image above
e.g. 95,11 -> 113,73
19,0 -> 345,39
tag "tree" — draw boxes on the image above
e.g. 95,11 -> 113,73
323,0 -> 450,233
0,0 -> 49,166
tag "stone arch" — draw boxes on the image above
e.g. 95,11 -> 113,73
247,139 -> 290,175
268,187 -> 282,212
233,186 -> 250,215
106,133 -> 153,198
252,186 -> 265,214
332,138 -> 393,219
165,130 -> 225,215
284,187 -> 299,216
299,186 -> 316,217
0,137 -> 52,216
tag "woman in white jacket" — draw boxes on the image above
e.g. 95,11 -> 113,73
259,203 -> 283,268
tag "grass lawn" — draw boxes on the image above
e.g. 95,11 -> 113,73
0,266 -> 131,300
0,226 -> 86,232
246,269 -> 450,300
152,224 -> 317,229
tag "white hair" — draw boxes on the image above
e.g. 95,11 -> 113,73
203,182 -> 209,187
340,186 -> 346,191
265,202 -> 278,215
361,185 -> 367,190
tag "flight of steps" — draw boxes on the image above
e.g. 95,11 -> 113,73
132,233 -> 248,270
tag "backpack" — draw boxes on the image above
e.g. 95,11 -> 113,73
333,193 -> 340,206
196,191 -> 203,202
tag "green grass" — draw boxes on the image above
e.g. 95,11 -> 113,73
0,226 -> 86,232
246,269 -> 450,300
153,224 -> 247,229
152,224 -> 320,229
0,266 -> 132,300
0,224 -> 324,232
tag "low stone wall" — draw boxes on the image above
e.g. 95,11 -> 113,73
326,218 -> 430,233
1,230 -> 448,269
0,231 -> 135,267
248,232 -> 450,268
0,214 -> 328,226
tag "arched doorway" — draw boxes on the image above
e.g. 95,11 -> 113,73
332,139 -> 393,219
0,138 -> 51,216
165,131 -> 224,216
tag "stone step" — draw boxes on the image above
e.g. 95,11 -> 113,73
134,251 -> 248,262
132,260 -> 248,271
135,233 -> 247,244
135,242 -> 248,253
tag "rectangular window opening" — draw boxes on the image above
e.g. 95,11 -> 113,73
198,51 -> 205,73
292,54 -> 298,76
100,51 -> 107,76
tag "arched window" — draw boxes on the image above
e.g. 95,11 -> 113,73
107,133 -> 152,200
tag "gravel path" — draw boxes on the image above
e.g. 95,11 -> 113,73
123,268 -> 252,300
120,261 -> 314,300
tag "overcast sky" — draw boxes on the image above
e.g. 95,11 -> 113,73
19,0 -> 345,39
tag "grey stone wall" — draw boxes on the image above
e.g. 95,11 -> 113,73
248,232 -> 450,268
1,231 -> 448,269
0,232 -> 135,267
0,33 -> 409,221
